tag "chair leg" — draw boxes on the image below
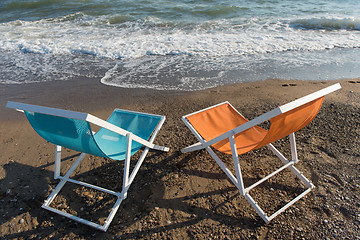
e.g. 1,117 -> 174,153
121,133 -> 132,199
43,127 -> 166,231
240,143 -> 314,223
289,133 -> 298,163
54,145 -> 62,179
122,127 -> 169,195
44,152 -> 87,205
205,147 -> 239,187
245,184 -> 313,223
229,135 -> 245,194
42,152 -> 124,231
267,143 -> 313,188
205,140 -> 314,223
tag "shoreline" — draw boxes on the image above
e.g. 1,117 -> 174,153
1,77 -> 358,120
1,78 -> 359,239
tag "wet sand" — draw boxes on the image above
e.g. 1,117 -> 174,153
0,78 -> 359,239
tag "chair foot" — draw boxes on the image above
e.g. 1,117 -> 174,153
42,177 -> 125,231
245,185 -> 313,223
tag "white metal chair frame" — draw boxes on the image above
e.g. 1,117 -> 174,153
6,101 -> 169,231
181,83 -> 341,223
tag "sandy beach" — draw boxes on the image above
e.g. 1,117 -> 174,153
0,79 -> 359,239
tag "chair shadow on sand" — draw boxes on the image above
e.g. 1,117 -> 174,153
0,152 -> 121,238
1,147 -> 307,239
1,150 -> 173,239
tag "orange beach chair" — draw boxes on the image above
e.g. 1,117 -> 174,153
181,83 -> 341,223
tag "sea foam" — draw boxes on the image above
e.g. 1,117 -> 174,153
1,14 -> 360,60
1,11 -> 360,90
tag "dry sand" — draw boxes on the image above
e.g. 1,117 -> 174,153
0,79 -> 359,239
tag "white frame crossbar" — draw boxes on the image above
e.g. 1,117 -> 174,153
6,102 -> 169,231
181,83 -> 341,223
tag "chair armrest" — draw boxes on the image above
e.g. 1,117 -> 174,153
181,142 -> 203,153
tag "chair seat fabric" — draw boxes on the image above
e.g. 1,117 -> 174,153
186,98 -> 323,155
94,110 -> 162,160
25,109 -> 162,161
25,111 -> 109,158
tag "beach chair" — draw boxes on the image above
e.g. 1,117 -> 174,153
181,83 -> 341,223
6,101 -> 169,231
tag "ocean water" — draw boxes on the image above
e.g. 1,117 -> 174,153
1,0 -> 360,90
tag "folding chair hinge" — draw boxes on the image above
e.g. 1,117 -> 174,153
121,192 -> 128,199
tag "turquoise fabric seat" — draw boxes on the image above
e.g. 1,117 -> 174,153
24,109 -> 162,161
94,110 -> 162,160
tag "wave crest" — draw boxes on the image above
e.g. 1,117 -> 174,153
290,17 -> 360,31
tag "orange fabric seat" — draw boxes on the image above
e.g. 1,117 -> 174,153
186,98 -> 324,155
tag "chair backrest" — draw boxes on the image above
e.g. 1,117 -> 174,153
25,111 -> 108,158
256,97 -> 324,149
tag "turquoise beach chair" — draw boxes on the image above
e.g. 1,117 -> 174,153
6,101 -> 169,231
